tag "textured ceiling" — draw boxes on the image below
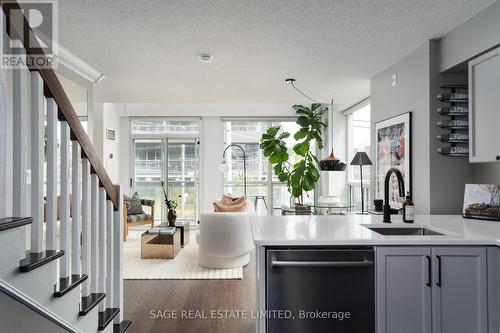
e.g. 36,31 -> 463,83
58,0 -> 496,107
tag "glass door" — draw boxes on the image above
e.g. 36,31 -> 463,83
133,139 -> 165,221
133,137 -> 200,225
165,138 -> 200,225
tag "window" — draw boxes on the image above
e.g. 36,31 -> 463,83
223,120 -> 314,215
131,118 -> 200,225
131,119 -> 199,135
347,102 -> 371,210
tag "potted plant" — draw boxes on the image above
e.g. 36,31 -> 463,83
259,104 -> 327,214
162,186 -> 178,227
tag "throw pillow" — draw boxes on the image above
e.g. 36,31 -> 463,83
231,195 -> 246,205
123,194 -> 132,203
221,193 -> 233,204
221,194 -> 247,205
128,192 -> 144,215
213,200 -> 247,212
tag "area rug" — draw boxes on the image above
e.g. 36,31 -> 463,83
123,227 -> 243,280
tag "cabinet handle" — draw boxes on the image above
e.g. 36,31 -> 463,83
436,255 -> 442,287
426,255 -> 431,287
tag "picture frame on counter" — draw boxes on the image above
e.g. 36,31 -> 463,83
462,184 -> 500,221
374,112 -> 412,209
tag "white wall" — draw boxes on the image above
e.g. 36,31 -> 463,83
101,104 -> 122,184
200,117 -> 225,213
119,117 -> 131,197
123,102 -> 293,118
440,0 -> 500,72
93,103 -> 123,184
371,42 -> 431,214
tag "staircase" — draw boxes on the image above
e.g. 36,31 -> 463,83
0,2 -> 130,332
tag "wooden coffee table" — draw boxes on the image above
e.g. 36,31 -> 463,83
141,227 -> 180,259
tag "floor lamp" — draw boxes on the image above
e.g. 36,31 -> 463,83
350,152 -> 372,214
218,144 -> 247,196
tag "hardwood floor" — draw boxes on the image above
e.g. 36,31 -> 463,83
124,249 -> 256,333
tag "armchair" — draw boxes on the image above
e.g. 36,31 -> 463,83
123,199 -> 155,241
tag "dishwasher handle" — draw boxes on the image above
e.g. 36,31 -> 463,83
271,258 -> 374,268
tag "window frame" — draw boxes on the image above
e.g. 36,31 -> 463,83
223,118 -> 316,215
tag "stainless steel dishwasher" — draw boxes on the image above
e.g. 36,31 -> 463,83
266,247 -> 375,333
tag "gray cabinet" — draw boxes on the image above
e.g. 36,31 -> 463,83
376,247 -> 432,333
377,247 -> 488,333
469,47 -> 500,163
431,247 -> 487,333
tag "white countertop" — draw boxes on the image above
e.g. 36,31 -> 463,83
250,214 -> 500,246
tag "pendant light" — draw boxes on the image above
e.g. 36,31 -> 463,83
285,79 -> 346,171
319,100 -> 346,171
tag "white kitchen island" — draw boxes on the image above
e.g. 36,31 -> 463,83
251,214 -> 500,333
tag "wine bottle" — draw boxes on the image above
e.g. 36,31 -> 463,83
402,193 -> 415,223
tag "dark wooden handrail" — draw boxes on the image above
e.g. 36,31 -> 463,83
1,1 -> 118,208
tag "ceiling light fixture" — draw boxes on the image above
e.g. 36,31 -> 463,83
285,78 -> 346,172
199,54 -> 213,63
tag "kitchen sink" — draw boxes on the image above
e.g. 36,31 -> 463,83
363,225 -> 445,236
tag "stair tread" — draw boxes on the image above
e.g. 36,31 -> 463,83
54,274 -> 88,297
79,293 -> 106,316
98,308 -> 120,331
0,217 -> 32,231
113,320 -> 132,333
19,250 -> 64,272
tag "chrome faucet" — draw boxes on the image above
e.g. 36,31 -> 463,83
383,168 -> 405,223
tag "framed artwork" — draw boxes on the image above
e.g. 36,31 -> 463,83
462,184 -> 500,221
374,112 -> 412,209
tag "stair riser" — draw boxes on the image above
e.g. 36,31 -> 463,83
0,229 -> 23,278
1,228 -> 107,332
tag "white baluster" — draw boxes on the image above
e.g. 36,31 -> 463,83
0,71 -> 5,218
71,141 -> 81,277
46,98 -> 57,251
81,159 -> 91,297
91,174 -> 99,293
113,185 -> 123,323
13,39 -> 28,258
60,121 -> 70,278
106,200 -> 113,309
30,71 -> 44,253
98,187 -> 107,311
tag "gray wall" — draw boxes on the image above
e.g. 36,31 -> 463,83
371,42 -> 431,214
440,0 -> 500,72
439,0 -> 500,186
429,40 -> 474,214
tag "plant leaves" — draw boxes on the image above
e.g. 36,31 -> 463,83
278,172 -> 288,182
303,174 -> 315,191
266,126 -> 280,136
296,116 -> 310,128
293,142 -> 309,156
293,128 -> 309,141
278,132 -> 290,139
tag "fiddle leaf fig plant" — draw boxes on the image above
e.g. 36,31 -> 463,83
260,103 -> 327,205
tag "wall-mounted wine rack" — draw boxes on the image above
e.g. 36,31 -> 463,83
436,85 -> 469,157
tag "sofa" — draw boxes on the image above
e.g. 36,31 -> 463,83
197,203 -> 255,269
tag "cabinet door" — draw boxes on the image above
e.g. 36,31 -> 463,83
469,47 -> 500,163
376,247 -> 432,333
431,247 -> 488,333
